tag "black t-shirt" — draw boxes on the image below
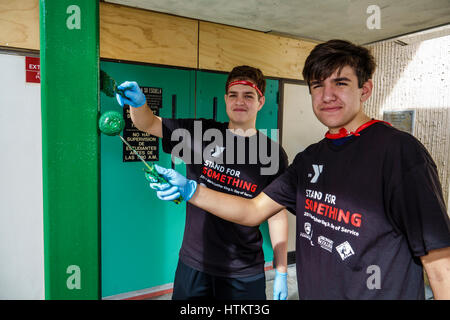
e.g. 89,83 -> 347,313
162,118 -> 288,277
264,122 -> 450,299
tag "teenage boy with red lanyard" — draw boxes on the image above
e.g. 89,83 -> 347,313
149,40 -> 450,299
116,66 -> 289,300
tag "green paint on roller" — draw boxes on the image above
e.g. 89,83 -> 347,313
143,165 -> 182,204
100,70 -> 125,98
144,166 -> 169,184
98,110 -> 125,136
98,110 -> 182,204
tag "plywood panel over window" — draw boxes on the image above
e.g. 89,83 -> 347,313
199,21 -> 316,80
0,0 -> 39,50
100,2 -> 198,68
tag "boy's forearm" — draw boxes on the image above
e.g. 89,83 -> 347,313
129,102 -> 158,133
421,247 -> 450,299
268,210 -> 288,273
189,185 -> 264,226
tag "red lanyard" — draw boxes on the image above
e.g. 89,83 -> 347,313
325,119 -> 391,139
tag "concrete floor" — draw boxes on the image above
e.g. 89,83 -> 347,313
148,264 -> 299,300
148,263 -> 435,300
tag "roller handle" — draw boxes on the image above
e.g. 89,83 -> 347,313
144,164 -> 183,204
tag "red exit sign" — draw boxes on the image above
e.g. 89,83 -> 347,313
26,56 -> 40,83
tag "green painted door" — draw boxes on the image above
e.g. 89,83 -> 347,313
196,71 -> 281,264
100,61 -> 195,297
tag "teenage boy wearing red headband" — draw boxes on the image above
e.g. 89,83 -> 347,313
149,40 -> 450,299
115,66 -> 289,300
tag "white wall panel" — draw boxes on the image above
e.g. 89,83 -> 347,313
0,52 -> 44,299
366,35 -> 450,209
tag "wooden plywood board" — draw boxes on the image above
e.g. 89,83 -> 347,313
0,0 -> 40,50
199,21 -> 316,80
100,3 -> 198,68
0,2 -> 315,77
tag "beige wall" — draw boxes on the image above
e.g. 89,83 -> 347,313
281,82 -> 327,251
366,35 -> 450,208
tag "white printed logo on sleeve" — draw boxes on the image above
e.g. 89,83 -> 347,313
336,241 -> 355,260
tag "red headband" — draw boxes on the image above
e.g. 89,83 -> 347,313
228,80 -> 263,97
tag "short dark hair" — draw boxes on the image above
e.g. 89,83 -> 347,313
302,39 -> 376,88
225,65 -> 266,97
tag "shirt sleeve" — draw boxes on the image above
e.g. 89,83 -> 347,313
387,136 -> 450,257
263,153 -> 301,215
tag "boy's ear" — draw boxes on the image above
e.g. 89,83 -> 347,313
361,79 -> 373,102
258,95 -> 265,110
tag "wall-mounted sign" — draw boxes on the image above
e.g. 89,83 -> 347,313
122,87 -> 162,162
25,57 -> 40,83
383,110 -> 415,135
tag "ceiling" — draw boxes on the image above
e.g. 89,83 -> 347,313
104,0 -> 450,45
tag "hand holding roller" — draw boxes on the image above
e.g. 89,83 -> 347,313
98,110 -> 182,204
115,81 -> 147,108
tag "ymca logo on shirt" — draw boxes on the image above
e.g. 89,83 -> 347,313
210,145 -> 225,158
308,164 -> 323,183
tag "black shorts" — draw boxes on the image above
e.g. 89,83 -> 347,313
172,260 -> 266,300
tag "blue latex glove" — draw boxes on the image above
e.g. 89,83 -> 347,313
273,270 -> 288,300
149,164 -> 197,202
116,81 -> 146,108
